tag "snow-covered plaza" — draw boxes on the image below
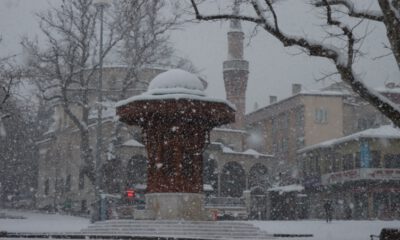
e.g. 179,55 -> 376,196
1,209 -> 399,240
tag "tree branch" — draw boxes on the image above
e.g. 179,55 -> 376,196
314,0 -> 384,22
190,0 -> 400,127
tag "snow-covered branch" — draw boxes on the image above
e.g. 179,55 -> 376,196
190,0 -> 400,127
314,0 -> 384,21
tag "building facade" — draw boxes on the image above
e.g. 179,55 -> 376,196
298,125 -> 400,219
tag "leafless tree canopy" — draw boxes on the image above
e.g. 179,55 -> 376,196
0,38 -> 23,138
22,0 -> 188,182
190,0 -> 400,127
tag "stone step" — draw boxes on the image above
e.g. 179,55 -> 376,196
81,232 -> 273,240
95,220 -> 253,226
85,228 -> 261,233
80,220 -> 275,239
84,228 -> 261,233
82,229 -> 268,237
86,224 -> 260,230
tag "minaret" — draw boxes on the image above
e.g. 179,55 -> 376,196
223,0 -> 249,129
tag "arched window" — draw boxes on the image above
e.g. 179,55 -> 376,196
203,157 -> 218,195
249,163 -> 269,190
125,155 -> 147,187
220,162 -> 245,197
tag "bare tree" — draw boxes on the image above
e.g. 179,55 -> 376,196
314,0 -> 400,70
107,0 -> 193,157
23,0 -> 192,183
22,0 -> 121,182
190,0 -> 400,127
0,39 -> 22,137
0,100 -> 39,207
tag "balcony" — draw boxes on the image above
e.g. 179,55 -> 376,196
223,60 -> 249,71
321,168 -> 400,185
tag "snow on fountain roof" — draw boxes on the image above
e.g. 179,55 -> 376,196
148,69 -> 205,92
116,69 -> 235,109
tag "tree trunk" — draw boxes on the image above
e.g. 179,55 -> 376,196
80,129 -> 95,183
378,0 -> 400,70
337,65 -> 400,127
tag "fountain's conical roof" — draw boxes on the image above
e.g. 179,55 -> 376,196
148,69 -> 205,95
116,68 -> 235,110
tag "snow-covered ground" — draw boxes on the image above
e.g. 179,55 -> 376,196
251,220 -> 399,240
0,209 -> 90,232
1,209 -> 399,240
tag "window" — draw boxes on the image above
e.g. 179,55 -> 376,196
81,200 -> 87,212
355,152 -> 361,168
342,154 -> 354,170
65,174 -> 71,192
323,154 -> 333,174
282,137 -> 288,152
371,151 -> 381,168
272,143 -> 278,153
271,118 -> 277,135
296,136 -> 305,149
314,108 -> 328,123
79,171 -> 85,190
333,156 -> 341,172
295,107 -> 304,127
282,113 -> 289,129
384,154 -> 400,168
44,179 -> 50,195
55,178 -> 64,194
312,155 -> 320,175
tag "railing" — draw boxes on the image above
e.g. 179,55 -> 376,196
321,168 -> 400,185
204,197 -> 245,207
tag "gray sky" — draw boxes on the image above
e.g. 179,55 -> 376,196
0,0 -> 398,113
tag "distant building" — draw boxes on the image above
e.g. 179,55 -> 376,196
246,83 -> 394,184
245,81 -> 400,219
298,125 -> 400,219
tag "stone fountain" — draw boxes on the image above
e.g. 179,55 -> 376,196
116,69 -> 235,220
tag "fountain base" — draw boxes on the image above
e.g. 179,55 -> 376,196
144,193 -> 208,221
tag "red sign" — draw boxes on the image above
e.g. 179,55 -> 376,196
126,189 -> 135,199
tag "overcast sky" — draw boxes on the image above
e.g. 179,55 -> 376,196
0,0 -> 398,113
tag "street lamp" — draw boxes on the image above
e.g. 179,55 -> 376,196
93,0 -> 110,222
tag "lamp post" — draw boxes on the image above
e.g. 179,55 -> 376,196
93,0 -> 110,222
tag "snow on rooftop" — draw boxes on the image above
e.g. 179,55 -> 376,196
299,125 -> 400,153
268,184 -> 304,193
300,89 -> 346,96
122,139 -> 144,147
214,127 -> 248,134
375,86 -> 400,94
247,89 -> 346,115
243,149 -> 263,155
221,144 -> 272,158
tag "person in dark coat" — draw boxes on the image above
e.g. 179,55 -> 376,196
323,200 -> 333,222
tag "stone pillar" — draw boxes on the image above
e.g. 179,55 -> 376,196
217,173 -> 221,197
245,173 -> 249,190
